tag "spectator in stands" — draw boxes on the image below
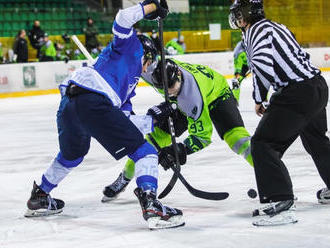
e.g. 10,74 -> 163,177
39,33 -> 56,62
151,29 -> 161,54
165,35 -> 186,55
61,33 -> 74,61
28,20 -> 45,59
91,48 -> 101,59
13,29 -> 28,63
73,49 -> 86,60
83,17 -> 99,53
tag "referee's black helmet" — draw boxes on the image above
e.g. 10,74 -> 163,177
229,0 -> 265,29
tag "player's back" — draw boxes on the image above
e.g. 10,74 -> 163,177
93,32 -> 143,103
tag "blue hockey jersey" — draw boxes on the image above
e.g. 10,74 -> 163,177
60,4 -> 145,112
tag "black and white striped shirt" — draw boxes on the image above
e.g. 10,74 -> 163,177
242,19 -> 320,103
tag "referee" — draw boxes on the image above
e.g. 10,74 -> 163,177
229,0 -> 330,225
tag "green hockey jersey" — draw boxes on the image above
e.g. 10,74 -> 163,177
142,59 -> 230,153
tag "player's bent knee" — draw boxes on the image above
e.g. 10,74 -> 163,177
56,152 -> 84,168
128,141 -> 157,163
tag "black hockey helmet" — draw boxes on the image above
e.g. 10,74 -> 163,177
151,59 -> 181,89
229,0 -> 265,30
137,34 -> 157,66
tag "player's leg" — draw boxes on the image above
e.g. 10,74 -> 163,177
300,109 -> 330,204
209,89 -> 253,166
299,76 -> 330,203
251,103 -> 303,203
25,95 -> 91,217
250,104 -> 303,225
250,81 -> 326,225
102,109 -> 187,202
77,93 -> 184,228
129,142 -> 184,229
102,127 -> 170,202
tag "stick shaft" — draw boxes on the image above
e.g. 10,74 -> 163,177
158,19 -> 181,166
71,35 -> 95,64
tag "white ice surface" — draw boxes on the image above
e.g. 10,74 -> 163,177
1,73 -> 330,248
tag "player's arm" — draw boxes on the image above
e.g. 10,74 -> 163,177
112,1 -> 167,52
234,52 -> 247,80
157,106 -> 212,170
251,28 -> 274,106
183,108 -> 213,154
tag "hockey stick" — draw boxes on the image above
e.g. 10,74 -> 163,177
148,135 -> 229,200
170,164 -> 229,200
71,35 -> 96,64
157,18 -> 182,199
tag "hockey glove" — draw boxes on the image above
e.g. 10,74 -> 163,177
231,78 -> 240,90
158,143 -> 187,170
141,0 -> 169,20
158,109 -> 188,137
147,102 -> 176,124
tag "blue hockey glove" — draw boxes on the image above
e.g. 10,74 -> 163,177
141,0 -> 169,20
147,102 -> 176,124
158,143 -> 187,170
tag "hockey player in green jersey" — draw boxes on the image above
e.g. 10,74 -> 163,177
102,58 -> 253,202
232,41 -> 249,104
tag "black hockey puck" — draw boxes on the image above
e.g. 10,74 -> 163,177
247,188 -> 257,199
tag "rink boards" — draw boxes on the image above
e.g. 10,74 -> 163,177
0,47 -> 330,98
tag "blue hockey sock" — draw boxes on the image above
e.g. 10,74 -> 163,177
136,175 -> 158,193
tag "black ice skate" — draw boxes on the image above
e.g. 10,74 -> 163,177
317,188 -> 330,204
134,187 -> 185,229
24,181 -> 65,217
252,200 -> 297,226
102,172 -> 131,202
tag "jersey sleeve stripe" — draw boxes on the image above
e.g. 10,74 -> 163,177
113,20 -> 132,35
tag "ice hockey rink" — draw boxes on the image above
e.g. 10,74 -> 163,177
1,73 -> 330,248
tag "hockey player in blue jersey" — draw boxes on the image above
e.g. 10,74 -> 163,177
24,0 -> 185,229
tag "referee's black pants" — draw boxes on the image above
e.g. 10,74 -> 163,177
251,75 -> 330,203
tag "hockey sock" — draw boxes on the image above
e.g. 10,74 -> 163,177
123,129 -> 169,180
147,127 -> 172,149
135,154 -> 158,192
124,159 -> 135,180
40,159 -> 72,193
224,127 -> 254,167
40,153 -> 83,193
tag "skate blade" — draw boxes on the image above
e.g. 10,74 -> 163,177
101,195 -> 119,203
147,216 -> 185,230
24,208 -> 63,218
318,199 -> 330,204
252,211 -> 298,226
